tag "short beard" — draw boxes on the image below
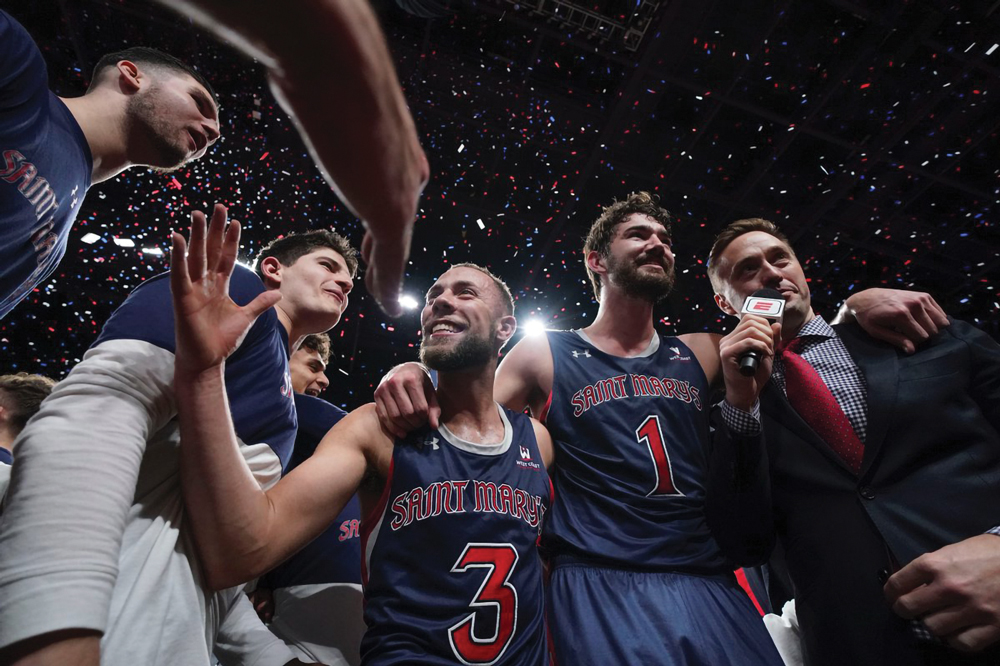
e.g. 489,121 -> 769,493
124,86 -> 189,172
420,332 -> 495,372
606,253 -> 676,302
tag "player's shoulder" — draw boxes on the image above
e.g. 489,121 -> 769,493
0,10 -> 47,90
675,331 -> 723,384
676,331 -> 722,348
499,331 -> 553,380
507,330 -> 553,360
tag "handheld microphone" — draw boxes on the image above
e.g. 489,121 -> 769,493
738,288 -> 785,377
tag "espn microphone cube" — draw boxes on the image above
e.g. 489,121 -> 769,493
737,289 -> 784,376
740,294 -> 785,320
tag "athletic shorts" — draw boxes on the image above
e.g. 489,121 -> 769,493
547,559 -> 783,666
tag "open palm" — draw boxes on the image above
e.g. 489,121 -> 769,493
170,205 -> 281,377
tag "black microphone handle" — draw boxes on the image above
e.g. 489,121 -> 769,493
739,349 -> 761,377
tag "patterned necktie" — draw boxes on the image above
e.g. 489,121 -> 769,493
781,338 -> 864,474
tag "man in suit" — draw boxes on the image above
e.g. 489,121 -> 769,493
707,217 -> 1000,666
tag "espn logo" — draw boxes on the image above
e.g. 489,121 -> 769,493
740,295 -> 785,319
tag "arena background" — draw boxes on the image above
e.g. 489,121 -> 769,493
3,0 -> 998,410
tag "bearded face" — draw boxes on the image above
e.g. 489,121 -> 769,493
419,326 -> 495,372
605,248 -> 676,302
124,85 -> 192,172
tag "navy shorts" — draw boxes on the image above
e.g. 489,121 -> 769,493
547,560 -> 783,665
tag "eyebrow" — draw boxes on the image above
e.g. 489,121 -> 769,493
623,223 -> 670,240
426,279 -> 480,299
317,255 -> 345,271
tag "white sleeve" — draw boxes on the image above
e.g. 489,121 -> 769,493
0,339 -> 176,649
214,587 -> 297,666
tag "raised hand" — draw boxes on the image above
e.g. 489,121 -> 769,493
170,204 -> 282,378
374,362 -> 440,438
719,315 -> 781,411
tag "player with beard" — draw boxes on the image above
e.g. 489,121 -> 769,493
1,8 -> 221,320
169,234 -> 557,664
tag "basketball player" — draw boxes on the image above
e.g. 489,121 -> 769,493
170,213 -> 556,664
1,9 -> 220,320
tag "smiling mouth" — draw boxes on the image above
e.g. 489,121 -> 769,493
426,322 -> 465,337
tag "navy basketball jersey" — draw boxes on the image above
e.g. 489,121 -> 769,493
541,330 -> 727,573
267,393 -> 361,588
361,406 -> 552,666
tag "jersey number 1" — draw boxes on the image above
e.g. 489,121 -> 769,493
636,415 -> 684,497
448,543 -> 519,665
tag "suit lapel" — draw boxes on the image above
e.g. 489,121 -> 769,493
833,323 -> 899,477
761,384 -> 857,475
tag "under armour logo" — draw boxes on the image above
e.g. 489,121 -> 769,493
519,446 -> 531,460
424,435 -> 440,450
572,350 -> 592,359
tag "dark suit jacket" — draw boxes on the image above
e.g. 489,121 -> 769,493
709,319 -> 1000,666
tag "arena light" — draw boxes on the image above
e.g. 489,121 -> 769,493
80,233 -> 101,244
523,318 -> 546,336
113,237 -> 135,248
398,294 -> 420,310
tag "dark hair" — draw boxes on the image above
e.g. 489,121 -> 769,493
450,263 -> 515,316
299,333 -> 332,365
0,373 -> 57,435
88,47 -> 218,108
707,218 -> 793,293
255,229 -> 359,282
583,192 -> 675,301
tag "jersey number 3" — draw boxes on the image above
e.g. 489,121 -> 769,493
636,415 -> 684,497
448,543 -> 519,665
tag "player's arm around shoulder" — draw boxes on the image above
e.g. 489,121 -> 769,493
496,333 -> 553,417
529,418 -> 556,469
678,332 -> 724,387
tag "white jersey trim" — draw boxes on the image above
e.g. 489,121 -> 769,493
574,329 -> 661,358
438,404 -> 513,456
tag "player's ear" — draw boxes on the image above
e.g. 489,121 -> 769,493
116,60 -> 143,94
496,315 -> 516,346
585,250 -> 607,278
259,256 -> 283,289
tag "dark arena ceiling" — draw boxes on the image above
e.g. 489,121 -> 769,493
3,0 -> 999,409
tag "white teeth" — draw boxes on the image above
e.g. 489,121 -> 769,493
432,323 -> 459,334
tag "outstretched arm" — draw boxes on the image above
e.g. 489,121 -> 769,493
171,208 -> 372,589
160,0 -> 430,315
